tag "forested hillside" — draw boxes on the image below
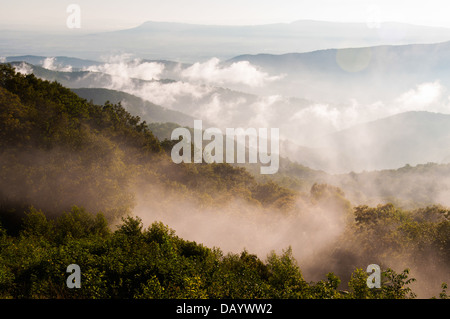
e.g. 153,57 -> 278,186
0,64 -> 297,221
72,88 -> 197,127
0,65 -> 448,299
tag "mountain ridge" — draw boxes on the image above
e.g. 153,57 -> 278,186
229,40 -> 450,102
5,19 -> 450,62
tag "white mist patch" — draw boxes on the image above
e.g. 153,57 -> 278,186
246,95 -> 283,129
396,81 -> 444,109
126,81 -> 212,108
85,56 -> 165,81
42,57 -> 73,72
133,184 -> 347,265
181,58 -> 284,87
13,62 -> 33,75
292,103 -> 341,129
288,101 -> 384,144
188,94 -> 283,130
80,55 -> 211,108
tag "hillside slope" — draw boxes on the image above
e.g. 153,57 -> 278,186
0,64 -> 297,227
72,88 -> 197,127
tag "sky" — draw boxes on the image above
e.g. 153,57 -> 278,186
1,0 -> 450,32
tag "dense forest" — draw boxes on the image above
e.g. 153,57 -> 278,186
0,64 -> 448,299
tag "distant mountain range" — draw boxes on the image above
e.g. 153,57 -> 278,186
4,45 -> 450,173
3,55 -> 101,70
3,20 -> 450,61
230,41 -> 450,102
7,38 -> 450,104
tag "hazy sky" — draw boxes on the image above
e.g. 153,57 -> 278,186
1,0 -> 450,31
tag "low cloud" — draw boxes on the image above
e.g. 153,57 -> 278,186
189,94 -> 283,130
84,55 -> 165,81
13,62 -> 33,75
80,55 -> 211,108
181,58 -> 284,87
125,81 -> 212,108
396,81 -> 445,111
42,57 -> 73,72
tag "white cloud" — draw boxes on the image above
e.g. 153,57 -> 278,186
181,58 -> 284,87
85,56 -> 164,81
127,81 -> 212,108
42,57 -> 73,72
13,62 -> 32,75
80,55 -> 214,108
396,81 -> 443,109
0,57 -> 5,63
246,95 -> 282,129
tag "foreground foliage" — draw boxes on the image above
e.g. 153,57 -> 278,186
0,209 -> 429,299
